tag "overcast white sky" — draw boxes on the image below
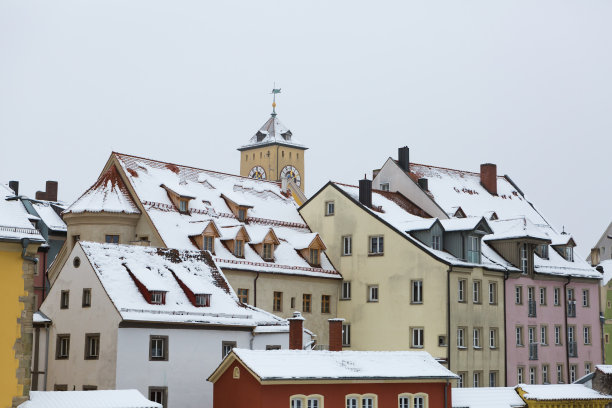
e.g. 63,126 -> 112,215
1,0 -> 610,255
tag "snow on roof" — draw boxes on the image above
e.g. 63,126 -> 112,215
33,311 -> 51,323
334,183 -> 515,272
18,390 -> 161,408
485,218 -> 551,242
239,115 -> 305,150
31,202 -> 67,232
598,260 -> 612,286
65,166 -> 140,215
0,184 -> 44,242
597,365 -> 612,375
232,349 -> 458,380
517,384 -> 612,401
440,217 -> 488,232
112,153 -> 339,279
79,241 -> 287,327
451,387 -> 525,408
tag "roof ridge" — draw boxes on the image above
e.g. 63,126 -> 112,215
410,161 -> 506,179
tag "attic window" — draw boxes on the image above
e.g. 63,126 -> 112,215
235,240 -> 244,258
563,246 -> 574,262
535,244 -> 549,259
179,200 -> 188,213
263,243 -> 274,261
467,236 -> 480,263
309,249 -> 320,266
195,294 -> 211,307
238,208 -> 247,222
150,291 -> 165,305
203,236 -> 214,252
256,132 -> 265,142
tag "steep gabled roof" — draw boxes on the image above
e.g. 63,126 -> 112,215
238,115 -> 306,151
0,183 -> 45,242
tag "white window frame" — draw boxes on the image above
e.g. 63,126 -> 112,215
489,328 -> 497,349
520,243 -> 528,273
473,280 -> 481,304
517,367 -> 524,384
342,236 -> 352,256
584,326 -> 591,345
515,286 -> 522,304
457,327 -> 466,348
412,280 -> 423,304
411,327 -> 424,348
554,287 -> 560,306
582,289 -> 590,307
368,285 -> 379,302
342,324 -> 351,347
473,328 -> 481,349
540,325 -> 548,345
488,282 -> 496,304
539,287 -> 546,305
516,326 -> 523,346
529,366 -> 536,384
341,281 -> 351,300
458,279 -> 466,302
467,235 -> 480,263
542,364 -> 549,384
369,236 -> 384,255
472,371 -> 480,387
431,235 -> 441,250
325,201 -> 335,216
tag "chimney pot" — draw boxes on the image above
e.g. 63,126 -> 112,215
398,146 -> 410,172
480,163 -> 497,196
328,318 -> 345,352
8,181 -> 19,196
359,178 -> 372,208
417,178 -> 428,191
288,311 -> 305,350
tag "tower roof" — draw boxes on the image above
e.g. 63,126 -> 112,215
238,115 -> 307,151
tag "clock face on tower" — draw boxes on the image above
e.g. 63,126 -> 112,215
248,166 -> 266,180
280,165 -> 301,187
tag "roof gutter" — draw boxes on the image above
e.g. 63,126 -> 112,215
21,238 -> 39,263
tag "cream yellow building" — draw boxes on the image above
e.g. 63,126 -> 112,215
0,184 -> 44,408
300,180 -> 507,387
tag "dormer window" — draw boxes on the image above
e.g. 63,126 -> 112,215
520,244 -> 528,274
535,244 -> 549,259
161,184 -> 194,215
195,294 -> 211,307
235,240 -> 244,258
203,236 -> 214,252
189,221 -> 221,254
263,243 -> 273,261
564,246 -> 574,262
221,193 -> 253,222
179,200 -> 187,213
432,234 -> 441,250
238,208 -> 246,222
467,235 -> 480,263
151,291 -> 165,304
310,249 -> 320,266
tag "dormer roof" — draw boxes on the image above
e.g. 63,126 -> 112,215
220,225 -> 251,242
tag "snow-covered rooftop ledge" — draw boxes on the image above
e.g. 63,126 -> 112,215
18,390 -> 161,408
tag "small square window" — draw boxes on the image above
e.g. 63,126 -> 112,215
84,333 -> 100,360
150,291 -> 164,304
380,183 -> 390,191
149,336 -> 168,361
82,289 -> 91,308
369,236 -> 384,255
325,201 -> 335,216
222,341 -> 236,358
149,387 -> 167,407
195,294 -> 210,307
368,285 -> 379,302
105,235 -> 119,244
60,290 -> 70,309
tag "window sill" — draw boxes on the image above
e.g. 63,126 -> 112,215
473,346 -> 482,350
341,254 -> 352,257
490,346 -> 497,350
457,346 -> 467,350
368,253 -> 384,257
367,300 -> 379,303
410,301 -> 423,305
324,213 -> 334,217
411,346 -> 424,349
340,298 -> 351,301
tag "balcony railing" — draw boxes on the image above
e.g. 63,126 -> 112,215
528,300 -> 537,318
529,343 -> 538,360
568,341 -> 578,358
567,301 -> 576,318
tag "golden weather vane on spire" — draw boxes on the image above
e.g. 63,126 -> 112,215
271,84 -> 281,117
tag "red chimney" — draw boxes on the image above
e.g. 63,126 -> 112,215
480,164 -> 497,196
288,311 -> 305,350
328,318 -> 345,352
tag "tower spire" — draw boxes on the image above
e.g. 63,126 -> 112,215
271,85 -> 281,117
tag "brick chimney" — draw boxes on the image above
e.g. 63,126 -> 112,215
8,181 -> 19,196
288,311 -> 305,350
591,248 -> 601,267
398,146 -> 409,172
480,164 -> 497,196
328,318 -> 345,352
359,176 -> 372,208
35,181 -> 58,202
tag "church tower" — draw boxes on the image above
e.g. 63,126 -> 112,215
238,89 -> 307,191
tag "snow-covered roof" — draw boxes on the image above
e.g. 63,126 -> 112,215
517,384 -> 612,401
0,183 -> 44,242
65,166 -> 140,215
239,115 -> 305,150
18,390 -> 161,408
109,153 -> 339,279
452,387 -> 525,408
79,241 -> 288,327
231,349 -> 458,381
333,183 -> 516,272
33,311 -> 51,324
407,163 -> 599,279
440,217 -> 489,233
31,202 -> 67,232
597,365 -> 612,375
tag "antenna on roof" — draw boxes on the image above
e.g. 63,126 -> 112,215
561,226 -> 567,235
270,84 -> 281,117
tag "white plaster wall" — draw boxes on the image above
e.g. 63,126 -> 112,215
116,327 -> 289,408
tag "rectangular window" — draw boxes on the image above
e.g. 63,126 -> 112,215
516,326 -> 524,346
56,334 -> 70,359
82,289 -> 91,308
520,243 -> 528,273
540,326 -> 548,346
203,236 -> 214,252
529,366 -> 537,384
325,201 -> 335,216
237,288 -> 248,304
582,289 -> 590,307
458,372 -> 466,388
380,183 -> 390,191
222,341 -> 236,358
458,279 -> 466,302
473,280 -> 481,304
149,387 -> 167,408
302,294 -> 312,312
369,236 -> 384,255
262,243 -> 273,260
150,291 -> 163,304
517,367 -> 524,384
368,286 -> 379,302
557,364 -> 564,383
539,287 -> 546,305
362,397 -> 374,408
234,240 -> 244,257
515,286 -> 523,305
457,327 -> 466,348
489,371 -> 497,387
60,290 -> 69,309
321,295 -> 331,313
554,287 -> 561,306
570,364 -> 577,383
290,297 -> 295,309
342,236 -> 352,256
411,328 -> 424,348
411,280 -> 423,304
489,282 -> 497,304
105,234 -> 119,244
273,292 -> 282,312
238,208 -> 246,221
542,365 -> 549,384
341,281 -> 351,300
554,326 -> 562,345
584,326 -> 591,344
149,336 -> 168,361
195,294 -> 210,307
309,249 -> 320,265
489,328 -> 497,349
473,371 -> 480,387
467,235 -> 480,263
431,235 -> 441,250
342,324 -> 350,346
528,326 -> 537,345
473,328 -> 481,348
266,345 -> 281,350
84,333 -> 100,360
585,362 -> 592,375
